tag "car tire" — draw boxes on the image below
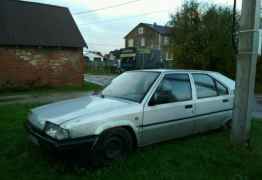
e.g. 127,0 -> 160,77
223,119 -> 232,130
90,128 -> 133,167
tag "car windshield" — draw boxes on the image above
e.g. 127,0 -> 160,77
102,71 -> 160,103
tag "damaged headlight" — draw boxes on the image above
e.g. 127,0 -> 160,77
44,122 -> 70,140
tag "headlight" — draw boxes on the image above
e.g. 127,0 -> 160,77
44,122 -> 70,140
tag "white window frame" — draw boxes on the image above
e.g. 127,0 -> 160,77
128,38 -> 134,47
141,37 -> 146,47
138,27 -> 144,34
164,36 -> 169,45
166,51 -> 173,61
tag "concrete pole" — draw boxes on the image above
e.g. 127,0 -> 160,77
232,0 -> 238,53
231,0 -> 261,145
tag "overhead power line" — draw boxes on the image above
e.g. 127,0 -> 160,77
78,9 -> 169,26
87,42 -> 122,47
73,0 -> 142,15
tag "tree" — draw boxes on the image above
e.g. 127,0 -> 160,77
169,1 -> 206,69
169,1 -> 238,78
202,6 -> 237,76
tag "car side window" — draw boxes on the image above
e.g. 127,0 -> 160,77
192,74 -> 218,99
149,74 -> 192,105
216,81 -> 228,95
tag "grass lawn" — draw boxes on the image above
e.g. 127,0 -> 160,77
0,82 -> 103,97
1,103 -> 262,180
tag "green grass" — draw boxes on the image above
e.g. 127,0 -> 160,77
0,103 -> 262,180
0,82 -> 103,97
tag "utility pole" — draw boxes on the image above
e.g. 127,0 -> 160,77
232,0 -> 237,54
231,0 -> 261,145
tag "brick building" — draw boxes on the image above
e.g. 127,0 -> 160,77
0,0 -> 86,89
124,23 -> 174,62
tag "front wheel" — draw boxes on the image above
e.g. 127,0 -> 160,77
223,119 -> 232,130
91,128 -> 133,166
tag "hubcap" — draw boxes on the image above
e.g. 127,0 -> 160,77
104,137 -> 124,160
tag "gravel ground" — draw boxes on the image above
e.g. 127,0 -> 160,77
254,95 -> 262,118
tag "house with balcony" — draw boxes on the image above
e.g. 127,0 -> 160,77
124,23 -> 174,62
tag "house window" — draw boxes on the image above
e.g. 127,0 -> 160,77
141,38 -> 145,47
150,43 -> 154,48
164,36 -> 169,45
128,38 -> 134,47
166,51 -> 173,61
138,27 -> 144,34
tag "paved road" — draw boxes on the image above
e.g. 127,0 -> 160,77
84,74 -> 262,118
254,96 -> 262,118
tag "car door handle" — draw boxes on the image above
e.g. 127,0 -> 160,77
222,99 -> 229,103
185,104 -> 193,109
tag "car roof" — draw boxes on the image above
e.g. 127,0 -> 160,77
132,69 -> 216,74
131,69 -> 235,90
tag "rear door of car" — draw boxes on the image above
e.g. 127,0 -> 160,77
141,72 -> 196,145
191,73 -> 233,132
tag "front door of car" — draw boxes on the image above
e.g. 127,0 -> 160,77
141,73 -> 196,146
191,73 -> 233,133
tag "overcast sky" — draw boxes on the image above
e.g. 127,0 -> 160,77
24,0 -> 242,54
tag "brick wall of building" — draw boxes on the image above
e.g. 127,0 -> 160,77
0,47 -> 85,89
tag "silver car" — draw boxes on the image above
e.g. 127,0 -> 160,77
26,69 -> 235,164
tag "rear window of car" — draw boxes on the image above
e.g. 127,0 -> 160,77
193,74 -> 217,99
192,73 -> 228,99
216,81 -> 228,95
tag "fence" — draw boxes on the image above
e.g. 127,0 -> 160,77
85,58 -> 173,74
85,60 -> 119,74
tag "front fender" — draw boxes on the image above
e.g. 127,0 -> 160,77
94,120 -> 139,140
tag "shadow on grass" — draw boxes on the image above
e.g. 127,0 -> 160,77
31,127 -> 233,173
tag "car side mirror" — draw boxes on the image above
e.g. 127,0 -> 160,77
149,90 -> 172,106
149,93 -> 160,106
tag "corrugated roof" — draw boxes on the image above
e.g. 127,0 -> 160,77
0,0 -> 86,48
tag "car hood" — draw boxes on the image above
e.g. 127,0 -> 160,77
30,95 -> 135,129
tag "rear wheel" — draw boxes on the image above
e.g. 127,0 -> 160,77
91,128 -> 133,166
